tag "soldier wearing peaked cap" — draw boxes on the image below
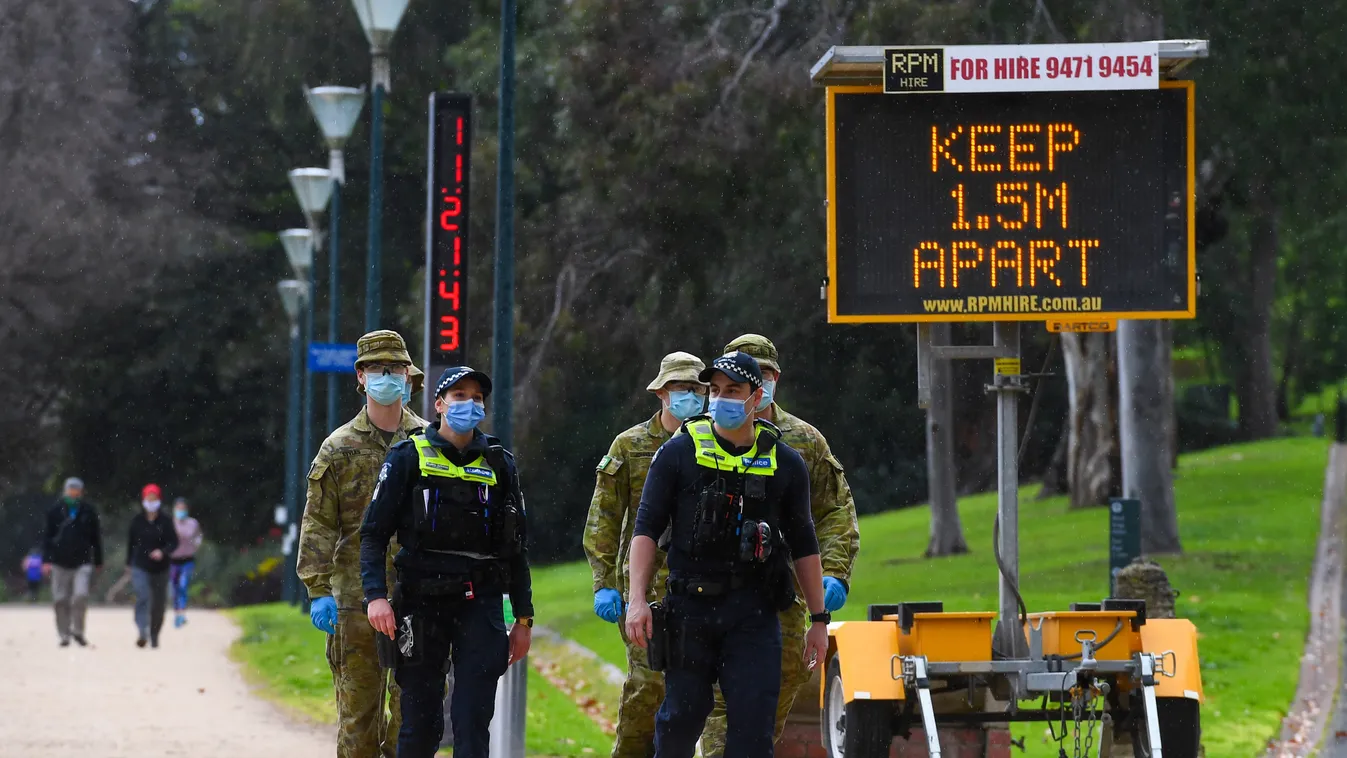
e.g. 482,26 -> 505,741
297,329 -> 429,758
626,351 -> 830,758
584,351 -> 710,758
360,366 -> 535,758
698,334 -> 860,758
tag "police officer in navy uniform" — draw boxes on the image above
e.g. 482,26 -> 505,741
624,351 -> 830,758
360,366 -> 534,758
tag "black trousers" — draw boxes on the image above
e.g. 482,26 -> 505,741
654,587 -> 782,758
395,589 -> 510,758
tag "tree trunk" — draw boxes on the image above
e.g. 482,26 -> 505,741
1118,320 -> 1182,554
1061,332 -> 1118,508
1239,180 -> 1281,439
925,323 -> 968,557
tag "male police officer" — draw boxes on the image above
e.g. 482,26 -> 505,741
626,351 -> 830,758
699,334 -> 860,757
360,366 -> 535,758
298,330 -> 428,758
584,351 -> 708,758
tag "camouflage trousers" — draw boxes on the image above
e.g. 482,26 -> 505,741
328,609 -> 401,758
699,597 -> 809,758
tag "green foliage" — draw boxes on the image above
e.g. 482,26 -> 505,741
534,436 -> 1327,757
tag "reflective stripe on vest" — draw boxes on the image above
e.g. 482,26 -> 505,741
684,419 -> 778,476
412,435 -> 499,485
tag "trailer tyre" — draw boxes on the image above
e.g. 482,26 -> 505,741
1134,697 -> 1201,758
821,656 -> 892,758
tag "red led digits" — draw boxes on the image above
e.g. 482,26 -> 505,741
429,97 -> 472,362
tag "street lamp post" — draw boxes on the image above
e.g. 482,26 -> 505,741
304,86 -> 367,434
277,278 -> 309,606
288,171 -> 334,484
350,0 -> 412,331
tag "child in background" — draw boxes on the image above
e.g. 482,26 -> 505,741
21,548 -> 43,602
169,497 -> 204,628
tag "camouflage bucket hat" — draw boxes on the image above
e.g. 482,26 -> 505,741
354,330 -> 412,369
723,333 -> 780,373
408,364 -> 424,396
646,351 -> 707,392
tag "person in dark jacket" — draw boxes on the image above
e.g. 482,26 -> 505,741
127,483 -> 179,648
42,477 -> 103,647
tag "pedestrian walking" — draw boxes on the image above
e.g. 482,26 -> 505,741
169,497 -> 204,628
127,483 -> 178,648
21,548 -> 43,602
42,476 -> 103,647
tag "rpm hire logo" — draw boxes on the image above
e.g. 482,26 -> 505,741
883,48 -> 944,93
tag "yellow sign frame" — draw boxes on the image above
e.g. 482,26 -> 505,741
824,80 -> 1197,324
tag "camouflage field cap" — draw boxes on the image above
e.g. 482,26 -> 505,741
354,330 -> 412,369
646,351 -> 707,392
723,333 -> 780,372
408,364 -> 424,395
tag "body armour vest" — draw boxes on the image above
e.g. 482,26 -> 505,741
410,435 -> 522,558
674,418 -> 782,562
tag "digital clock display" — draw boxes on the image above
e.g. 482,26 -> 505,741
425,93 -> 471,366
825,82 -> 1194,322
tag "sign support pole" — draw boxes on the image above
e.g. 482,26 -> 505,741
991,322 -> 1028,660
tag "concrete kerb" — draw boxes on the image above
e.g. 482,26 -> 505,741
1264,442 -> 1347,758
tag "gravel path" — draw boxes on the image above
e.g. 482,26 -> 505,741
0,604 -> 334,757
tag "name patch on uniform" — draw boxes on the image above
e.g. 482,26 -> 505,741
464,466 -> 494,479
741,457 -> 773,469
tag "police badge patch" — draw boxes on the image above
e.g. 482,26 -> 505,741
372,462 -> 391,499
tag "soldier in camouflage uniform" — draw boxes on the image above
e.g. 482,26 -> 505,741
584,352 -> 709,758
698,334 -> 860,758
297,330 -> 430,758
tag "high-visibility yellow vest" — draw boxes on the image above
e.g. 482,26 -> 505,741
684,418 -> 778,476
412,435 -> 498,485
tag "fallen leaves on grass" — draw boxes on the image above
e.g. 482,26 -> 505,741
531,659 -> 617,735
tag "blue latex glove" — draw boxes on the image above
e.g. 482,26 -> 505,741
593,588 -> 623,623
310,596 -> 337,635
822,577 -> 848,613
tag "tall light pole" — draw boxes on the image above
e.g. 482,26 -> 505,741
304,86 -> 367,434
277,278 -> 309,606
288,171 -> 334,483
351,0 -> 412,330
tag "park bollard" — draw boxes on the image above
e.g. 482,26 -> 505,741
1336,395 -> 1347,443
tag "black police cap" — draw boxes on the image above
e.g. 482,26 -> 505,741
435,366 -> 493,399
698,351 -> 763,390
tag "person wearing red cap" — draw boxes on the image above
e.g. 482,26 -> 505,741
126,483 -> 178,648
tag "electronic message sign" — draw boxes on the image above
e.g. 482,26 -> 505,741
825,66 -> 1194,324
425,93 -> 472,369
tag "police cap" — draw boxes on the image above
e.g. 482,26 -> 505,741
436,366 -> 493,399
699,351 -> 763,390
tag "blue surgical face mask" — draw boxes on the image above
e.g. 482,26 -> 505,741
755,379 -> 776,412
709,396 -> 750,430
445,398 -> 486,433
366,374 -> 407,406
173,509 -> 188,520
667,390 -> 705,421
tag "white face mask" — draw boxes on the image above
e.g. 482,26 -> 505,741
143,499 -> 161,513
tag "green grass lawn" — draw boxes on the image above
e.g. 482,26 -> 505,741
229,603 -> 611,757
532,437 -> 1331,757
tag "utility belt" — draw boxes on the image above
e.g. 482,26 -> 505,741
400,562 -> 508,600
375,565 -> 508,671
665,571 -> 759,598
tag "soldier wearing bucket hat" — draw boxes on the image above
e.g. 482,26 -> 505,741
360,366 -> 535,757
583,351 -> 708,758
297,329 -> 429,758
697,334 -> 860,758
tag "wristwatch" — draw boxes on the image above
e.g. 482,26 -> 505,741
516,616 -> 534,628
810,611 -> 831,624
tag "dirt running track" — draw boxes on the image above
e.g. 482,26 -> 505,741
0,604 -> 333,757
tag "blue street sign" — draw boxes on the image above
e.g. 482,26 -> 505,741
309,342 -> 358,373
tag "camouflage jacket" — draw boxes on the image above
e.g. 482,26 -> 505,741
770,404 -> 860,586
584,412 -> 672,601
297,406 -> 428,609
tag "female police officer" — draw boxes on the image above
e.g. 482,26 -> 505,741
625,351 -> 829,758
360,366 -> 534,758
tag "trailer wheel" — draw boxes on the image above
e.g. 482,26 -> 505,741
821,656 -> 893,758
1134,697 -> 1201,758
